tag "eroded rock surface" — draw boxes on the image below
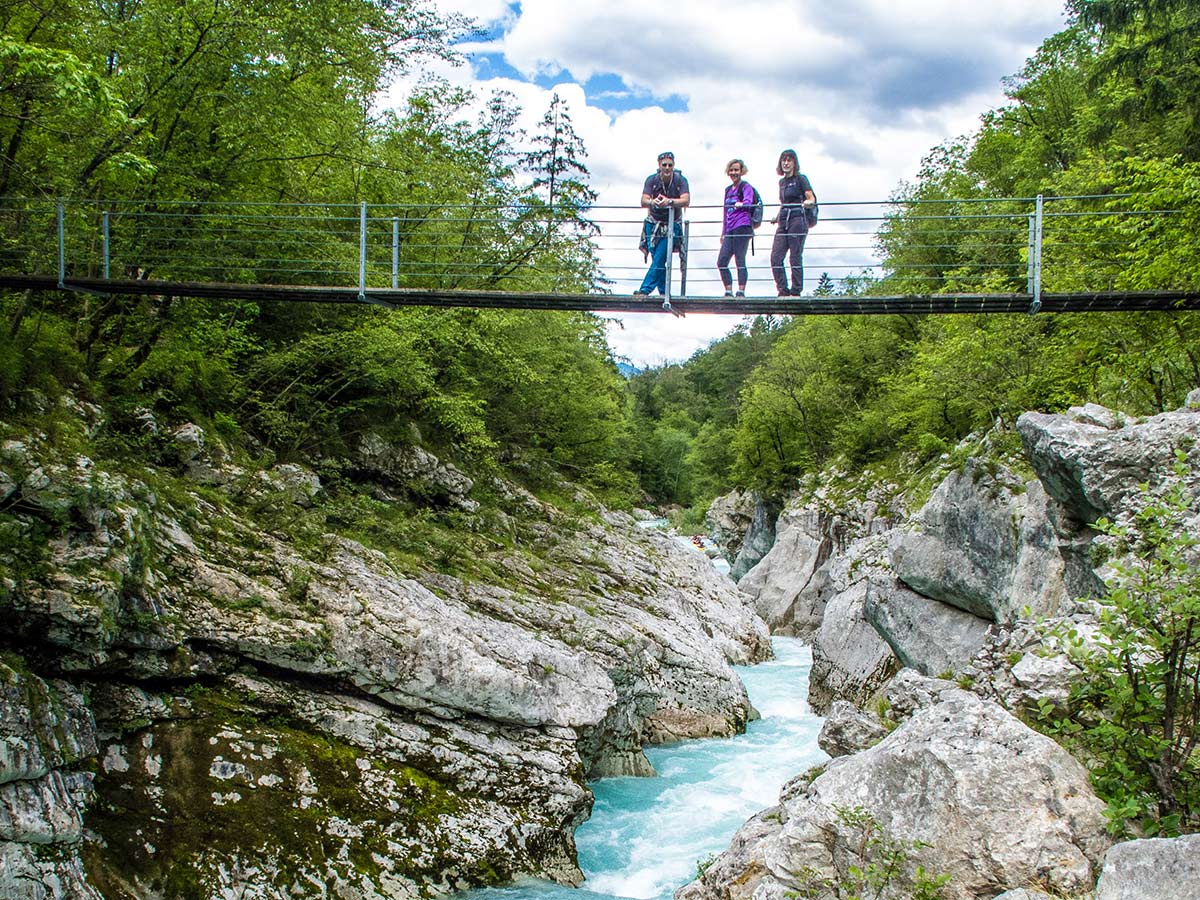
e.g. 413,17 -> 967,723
1094,834 -> 1200,900
0,433 -> 768,898
679,692 -> 1110,900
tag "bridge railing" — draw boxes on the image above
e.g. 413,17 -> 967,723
0,193 -> 1189,300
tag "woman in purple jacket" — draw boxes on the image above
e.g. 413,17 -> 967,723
717,158 -> 755,297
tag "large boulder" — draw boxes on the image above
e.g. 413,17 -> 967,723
809,578 -> 899,715
889,459 -> 1069,622
1017,402 -> 1200,526
817,701 -> 888,759
863,578 -> 992,678
736,507 -> 829,635
679,691 -> 1110,900
1094,834 -> 1200,900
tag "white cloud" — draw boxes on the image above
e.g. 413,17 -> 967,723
393,0 -> 1069,366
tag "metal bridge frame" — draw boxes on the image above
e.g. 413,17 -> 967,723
2,194 -> 1196,315
3,272 -> 1197,316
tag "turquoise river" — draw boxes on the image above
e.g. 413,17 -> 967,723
467,636 -> 827,900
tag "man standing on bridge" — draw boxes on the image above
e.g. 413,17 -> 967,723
634,151 -> 690,297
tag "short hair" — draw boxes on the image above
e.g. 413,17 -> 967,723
657,151 -> 675,163
726,158 -> 748,176
776,149 -> 799,175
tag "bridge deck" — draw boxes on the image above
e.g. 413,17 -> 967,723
2,275 -> 1198,315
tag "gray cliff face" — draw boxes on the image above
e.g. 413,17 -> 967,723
734,408 -> 1182,709
735,488 -> 898,637
888,459 -> 1072,623
728,495 -> 779,582
0,430 -> 769,898
693,395 -> 1200,900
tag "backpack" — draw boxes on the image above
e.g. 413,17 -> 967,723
740,183 -> 765,228
802,179 -> 818,228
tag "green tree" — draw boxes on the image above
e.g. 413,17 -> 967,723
814,273 -> 836,296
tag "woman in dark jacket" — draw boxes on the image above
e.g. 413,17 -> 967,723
770,149 -> 816,296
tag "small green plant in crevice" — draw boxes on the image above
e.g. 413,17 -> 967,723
1036,457 -> 1200,837
695,853 -> 716,878
871,697 -> 898,733
790,805 -> 950,900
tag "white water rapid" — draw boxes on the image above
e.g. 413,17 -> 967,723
468,637 -> 827,900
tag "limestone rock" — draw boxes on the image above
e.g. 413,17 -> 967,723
738,488 -> 900,637
355,433 -> 476,510
863,578 -> 992,677
0,843 -> 101,900
681,692 -> 1110,900
1,662 -> 97,784
705,490 -> 757,559
729,496 -> 779,581
1094,834 -> 1200,900
808,576 -> 899,715
0,771 -> 90,844
889,460 -> 1068,622
1017,404 -> 1200,526
2,430 -> 770,897
736,507 -> 828,634
817,701 -> 888,758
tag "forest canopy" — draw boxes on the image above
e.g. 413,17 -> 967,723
3,0 -> 1200,519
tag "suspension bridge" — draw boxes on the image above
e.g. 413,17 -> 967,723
0,194 -> 1196,316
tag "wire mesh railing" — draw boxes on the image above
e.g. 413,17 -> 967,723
0,193 -> 1192,304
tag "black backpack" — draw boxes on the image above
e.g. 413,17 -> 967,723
802,178 -> 818,228
740,183 -> 765,228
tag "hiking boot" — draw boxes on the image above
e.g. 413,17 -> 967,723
735,290 -> 745,297
632,289 -> 649,296
723,290 -> 733,298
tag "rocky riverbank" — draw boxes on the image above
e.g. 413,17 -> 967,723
0,414 -> 769,899
690,391 -> 1200,900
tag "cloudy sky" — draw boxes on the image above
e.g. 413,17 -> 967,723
386,1 -> 1069,367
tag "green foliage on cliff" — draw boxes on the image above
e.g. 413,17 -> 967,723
632,0 -> 1200,504
1041,461 -> 1200,837
0,0 -> 635,515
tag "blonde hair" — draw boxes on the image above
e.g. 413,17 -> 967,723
725,158 -> 748,176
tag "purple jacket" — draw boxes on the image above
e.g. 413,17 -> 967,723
723,181 -> 755,235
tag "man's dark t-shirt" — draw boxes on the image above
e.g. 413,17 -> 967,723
643,172 -> 690,222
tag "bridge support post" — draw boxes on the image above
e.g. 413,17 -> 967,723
392,217 -> 400,289
663,205 -> 674,310
1026,214 -> 1035,294
102,211 -> 110,280
680,220 -> 690,298
56,201 -> 64,289
1029,194 -> 1044,314
358,202 -> 368,300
